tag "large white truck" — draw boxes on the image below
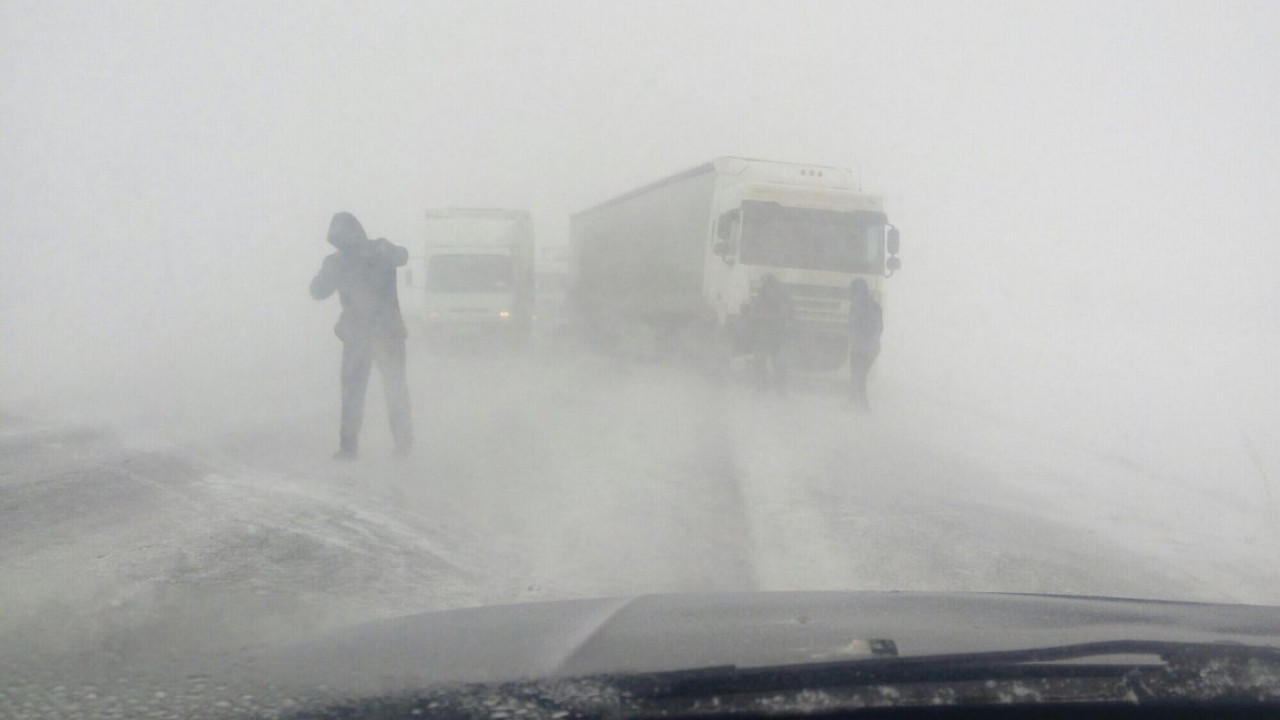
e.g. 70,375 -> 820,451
570,157 -> 900,372
399,208 -> 535,340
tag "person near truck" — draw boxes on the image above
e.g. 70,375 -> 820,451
747,274 -> 791,394
847,277 -> 883,410
310,212 -> 413,460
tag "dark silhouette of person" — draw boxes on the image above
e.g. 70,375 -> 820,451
310,212 -> 412,459
848,277 -> 883,410
749,274 -> 791,394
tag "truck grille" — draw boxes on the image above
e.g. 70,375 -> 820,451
786,283 -> 848,324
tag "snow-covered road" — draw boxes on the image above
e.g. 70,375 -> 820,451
3,342 -> 1278,674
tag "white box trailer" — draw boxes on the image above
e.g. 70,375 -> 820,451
399,208 -> 535,339
570,157 -> 900,372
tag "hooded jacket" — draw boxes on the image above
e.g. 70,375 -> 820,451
848,279 -> 883,359
748,275 -> 792,350
310,212 -> 409,342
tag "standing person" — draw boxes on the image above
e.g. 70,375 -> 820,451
310,212 -> 413,460
748,274 -> 791,394
848,277 -> 883,410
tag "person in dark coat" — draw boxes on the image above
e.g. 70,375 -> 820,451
310,212 -> 413,459
848,277 -> 883,410
748,274 -> 791,394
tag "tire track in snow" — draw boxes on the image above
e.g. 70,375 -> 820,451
727,396 -> 860,591
442,358 -> 759,600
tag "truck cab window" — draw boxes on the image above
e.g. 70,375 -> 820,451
426,254 -> 513,293
740,202 -> 885,274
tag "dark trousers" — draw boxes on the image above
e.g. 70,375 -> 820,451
753,337 -> 788,394
850,350 -> 877,409
341,336 -> 412,453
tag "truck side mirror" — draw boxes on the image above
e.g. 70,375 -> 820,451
713,240 -> 736,266
887,256 -> 902,273
716,209 -> 739,240
715,209 -> 740,265
887,226 -> 900,256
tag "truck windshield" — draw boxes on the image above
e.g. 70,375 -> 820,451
426,254 -> 513,293
740,202 -> 886,273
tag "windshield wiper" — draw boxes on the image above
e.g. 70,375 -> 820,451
608,640 -> 1280,708
275,642 -> 1280,719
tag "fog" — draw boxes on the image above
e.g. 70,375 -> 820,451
3,0 -> 1280,666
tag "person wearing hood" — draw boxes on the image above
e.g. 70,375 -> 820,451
747,274 -> 791,394
311,212 -> 412,459
847,277 -> 883,410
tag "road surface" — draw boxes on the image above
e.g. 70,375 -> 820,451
3,340 -> 1278,681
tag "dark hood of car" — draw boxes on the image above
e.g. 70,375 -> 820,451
234,591 -> 1280,696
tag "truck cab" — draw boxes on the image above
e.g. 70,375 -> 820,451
707,160 -> 897,372
400,209 -> 535,342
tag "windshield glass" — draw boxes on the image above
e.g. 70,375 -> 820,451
740,203 -> 885,273
426,254 -> 512,293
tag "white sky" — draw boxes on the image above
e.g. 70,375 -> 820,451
1,1 -> 1277,452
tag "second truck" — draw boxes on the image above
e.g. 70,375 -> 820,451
399,208 -> 535,343
570,157 -> 900,372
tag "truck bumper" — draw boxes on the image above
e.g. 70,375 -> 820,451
785,325 -> 850,373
